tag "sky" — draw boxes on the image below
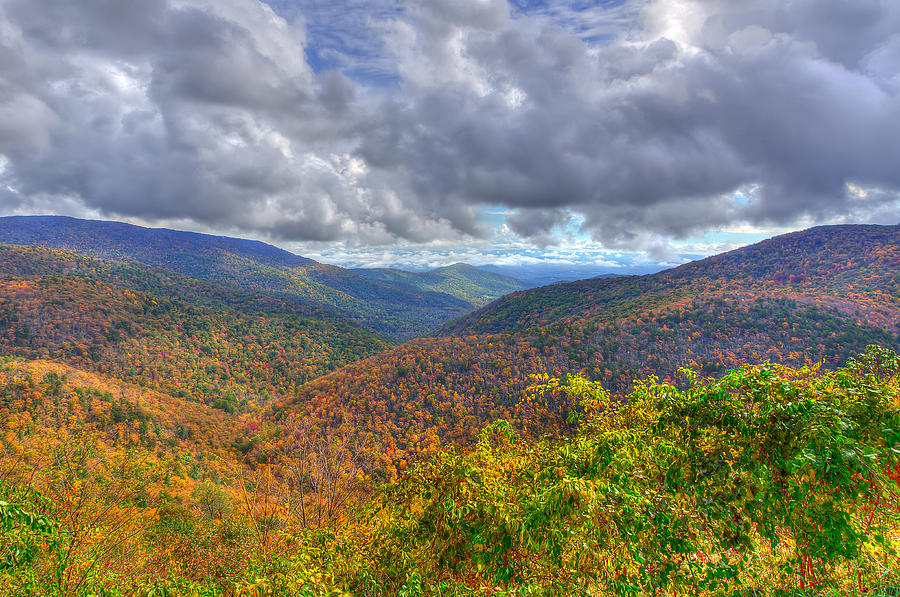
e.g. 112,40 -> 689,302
0,0 -> 898,272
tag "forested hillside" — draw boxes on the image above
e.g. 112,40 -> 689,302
1,223 -> 899,595
0,356 -> 254,594
0,216 -> 528,340
2,349 -> 898,595
0,248 -> 391,411
352,263 -> 529,307
275,225 -> 900,467
0,244 -> 351,320
0,358 -> 242,468
441,224 -> 899,335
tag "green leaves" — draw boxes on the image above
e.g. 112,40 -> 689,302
0,493 -> 60,574
361,347 -> 900,595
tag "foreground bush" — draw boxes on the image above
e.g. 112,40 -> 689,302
360,345 -> 900,595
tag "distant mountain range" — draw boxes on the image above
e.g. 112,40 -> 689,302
352,263 -> 529,305
0,215 -> 528,341
476,263 -> 650,286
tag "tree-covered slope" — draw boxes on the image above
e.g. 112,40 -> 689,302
0,244 -> 352,321
440,224 -> 899,336
0,356 -> 254,594
3,349 -> 899,595
0,265 -> 391,411
0,357 -> 243,466
274,225 -> 900,467
345,347 -> 900,595
353,263 -> 530,307
0,216 -> 529,340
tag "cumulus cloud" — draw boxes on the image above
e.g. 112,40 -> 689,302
292,224 -> 633,271
505,207 -> 574,247
0,0 -> 898,256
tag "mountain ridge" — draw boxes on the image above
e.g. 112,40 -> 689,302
352,261 -> 530,306
270,223 -> 900,467
0,215 -> 530,340
438,223 -> 900,337
0,215 -> 315,269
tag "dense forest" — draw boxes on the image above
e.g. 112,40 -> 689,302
0,222 -> 898,595
0,216 -> 528,340
441,224 -> 899,336
0,264 -> 390,412
1,348 -> 898,595
273,225 -> 900,468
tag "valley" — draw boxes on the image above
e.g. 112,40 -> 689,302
0,219 -> 898,595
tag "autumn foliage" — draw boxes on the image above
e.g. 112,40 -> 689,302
0,223 -> 898,595
273,226 -> 899,470
1,347 -> 898,595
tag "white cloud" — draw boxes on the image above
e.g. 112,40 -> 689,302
0,0 -> 897,263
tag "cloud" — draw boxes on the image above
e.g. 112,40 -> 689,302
0,0 -> 898,257
291,223 -> 634,271
0,0 -> 483,244
505,207 -> 573,247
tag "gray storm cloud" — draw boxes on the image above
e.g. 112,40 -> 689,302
0,0 -> 897,251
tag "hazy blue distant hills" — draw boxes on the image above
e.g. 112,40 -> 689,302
352,263 -> 529,307
475,263 -> 656,286
0,216 -> 530,340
